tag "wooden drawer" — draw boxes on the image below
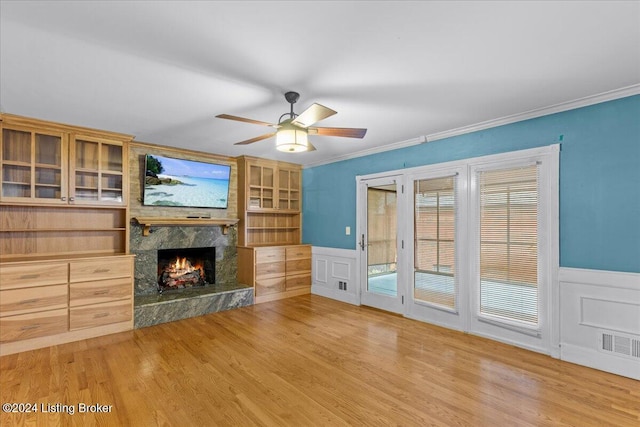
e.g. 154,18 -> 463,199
0,285 -> 68,317
0,309 -> 68,343
255,277 -> 285,296
69,299 -> 132,331
285,245 -> 311,260
70,257 -> 132,282
286,258 -> 311,276
0,262 -> 68,290
70,277 -> 132,307
255,247 -> 285,264
255,261 -> 285,280
286,273 -> 311,291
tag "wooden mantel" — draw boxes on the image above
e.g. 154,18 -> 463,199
133,217 -> 240,236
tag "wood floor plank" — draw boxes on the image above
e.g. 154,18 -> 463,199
1,295 -> 638,426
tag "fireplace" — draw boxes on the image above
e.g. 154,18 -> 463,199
131,223 -> 253,329
157,247 -> 215,292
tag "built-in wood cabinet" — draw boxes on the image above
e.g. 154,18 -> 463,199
236,156 -> 310,303
1,116 -> 128,206
0,255 -> 134,356
237,156 -> 302,246
237,245 -> 311,304
0,114 -> 134,356
0,114 -> 132,261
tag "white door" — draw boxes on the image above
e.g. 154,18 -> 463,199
405,167 -> 468,330
358,175 -> 404,314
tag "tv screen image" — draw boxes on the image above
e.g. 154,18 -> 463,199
143,154 -> 231,209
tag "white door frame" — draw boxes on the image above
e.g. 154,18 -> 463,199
356,173 -> 406,314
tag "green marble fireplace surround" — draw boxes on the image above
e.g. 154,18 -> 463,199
130,223 -> 253,328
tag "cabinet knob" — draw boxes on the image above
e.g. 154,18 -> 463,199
61,197 -> 66,201
69,197 -> 75,202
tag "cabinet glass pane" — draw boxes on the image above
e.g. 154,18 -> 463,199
2,129 -> 31,163
75,140 -> 99,170
35,134 -> 62,166
75,171 -> 99,200
101,143 -> 123,172
290,171 -> 300,191
2,164 -> 31,197
262,189 -> 273,208
33,133 -> 63,200
101,173 -> 123,202
263,167 -> 274,188
35,185 -> 62,199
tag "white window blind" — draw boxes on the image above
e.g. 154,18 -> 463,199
414,176 -> 457,310
478,165 -> 538,325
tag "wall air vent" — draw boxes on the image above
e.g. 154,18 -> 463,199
598,330 -> 640,360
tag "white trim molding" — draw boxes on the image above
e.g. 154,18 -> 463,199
304,85 -> 639,168
559,267 -> 640,380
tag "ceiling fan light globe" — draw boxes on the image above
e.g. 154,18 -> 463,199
276,127 -> 309,153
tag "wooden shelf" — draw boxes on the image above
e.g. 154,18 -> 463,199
133,217 -> 240,236
1,228 -> 127,233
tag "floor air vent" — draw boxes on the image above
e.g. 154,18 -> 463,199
599,330 -> 640,360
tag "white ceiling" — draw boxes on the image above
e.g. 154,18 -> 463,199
1,1 -> 639,166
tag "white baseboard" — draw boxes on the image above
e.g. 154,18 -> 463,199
561,343 -> 640,380
311,284 -> 359,305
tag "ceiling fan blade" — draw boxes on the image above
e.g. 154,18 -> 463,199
216,114 -> 278,127
291,103 -> 337,127
308,127 -> 367,138
233,132 -> 277,145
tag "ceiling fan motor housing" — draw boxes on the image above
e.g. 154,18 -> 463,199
284,91 -> 300,104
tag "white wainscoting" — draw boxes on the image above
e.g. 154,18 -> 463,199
311,247 -> 359,305
559,267 -> 640,380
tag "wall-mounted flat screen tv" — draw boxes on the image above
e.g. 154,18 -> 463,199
143,154 -> 231,209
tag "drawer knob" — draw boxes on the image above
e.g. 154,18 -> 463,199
94,290 -> 110,295
19,298 -> 39,305
93,269 -> 110,274
19,274 -> 39,279
20,324 -> 40,331
94,313 -> 109,319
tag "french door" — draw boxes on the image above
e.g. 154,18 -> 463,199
356,146 -> 558,354
358,175 -> 404,314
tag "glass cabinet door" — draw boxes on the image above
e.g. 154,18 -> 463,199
278,168 -> 300,211
71,136 -> 125,204
1,126 -> 67,203
247,163 -> 275,210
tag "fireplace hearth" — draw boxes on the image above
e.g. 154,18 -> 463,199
157,247 -> 215,292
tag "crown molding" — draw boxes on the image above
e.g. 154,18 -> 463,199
303,84 -> 640,169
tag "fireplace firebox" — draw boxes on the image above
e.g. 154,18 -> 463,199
157,247 -> 215,292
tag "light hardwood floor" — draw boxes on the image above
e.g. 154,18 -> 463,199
1,295 -> 638,426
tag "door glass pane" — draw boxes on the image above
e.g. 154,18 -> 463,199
479,165 -> 538,325
367,184 -> 397,296
414,176 -> 456,309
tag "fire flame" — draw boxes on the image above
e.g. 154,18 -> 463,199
172,257 -> 194,272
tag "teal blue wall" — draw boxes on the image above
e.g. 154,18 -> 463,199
302,95 -> 640,273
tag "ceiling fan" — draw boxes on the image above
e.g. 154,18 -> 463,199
216,91 -> 367,152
